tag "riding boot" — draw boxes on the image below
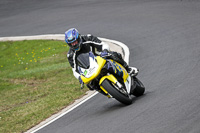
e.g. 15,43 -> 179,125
122,61 -> 139,76
108,51 -> 139,76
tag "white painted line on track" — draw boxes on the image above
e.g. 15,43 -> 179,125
0,34 -> 130,133
30,91 -> 98,133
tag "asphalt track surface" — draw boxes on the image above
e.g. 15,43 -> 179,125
1,0 -> 200,133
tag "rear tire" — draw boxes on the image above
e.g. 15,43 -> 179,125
132,77 -> 145,97
101,79 -> 132,105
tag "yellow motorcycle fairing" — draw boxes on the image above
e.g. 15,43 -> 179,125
81,55 -> 129,96
98,62 -> 129,96
81,56 -> 106,84
99,74 -> 118,85
109,60 -> 129,83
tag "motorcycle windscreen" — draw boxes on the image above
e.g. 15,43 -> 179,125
76,53 -> 90,69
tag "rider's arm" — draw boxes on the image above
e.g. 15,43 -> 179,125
67,49 -> 80,79
82,34 -> 110,55
72,68 -> 80,79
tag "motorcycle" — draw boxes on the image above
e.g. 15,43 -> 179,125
77,51 -> 145,105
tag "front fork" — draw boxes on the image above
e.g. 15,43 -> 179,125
99,74 -> 129,98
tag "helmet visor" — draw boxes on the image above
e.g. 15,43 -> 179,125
67,36 -> 82,51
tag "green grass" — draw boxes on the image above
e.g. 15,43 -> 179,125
0,40 -> 88,133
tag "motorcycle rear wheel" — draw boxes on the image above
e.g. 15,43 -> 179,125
101,79 -> 132,105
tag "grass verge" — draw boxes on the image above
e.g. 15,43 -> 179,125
0,40 -> 88,133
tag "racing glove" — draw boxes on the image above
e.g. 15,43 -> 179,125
79,76 -> 84,89
100,49 -> 110,58
79,76 -> 83,84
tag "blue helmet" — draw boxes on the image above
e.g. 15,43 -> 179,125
65,28 -> 82,51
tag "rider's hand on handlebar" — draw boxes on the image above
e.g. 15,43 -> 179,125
100,49 -> 110,58
79,76 -> 84,89
79,76 -> 83,84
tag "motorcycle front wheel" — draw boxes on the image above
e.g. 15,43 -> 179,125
101,79 -> 132,105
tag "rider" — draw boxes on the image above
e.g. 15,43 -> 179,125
65,28 -> 138,87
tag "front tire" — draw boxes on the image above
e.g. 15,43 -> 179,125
101,79 -> 132,105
